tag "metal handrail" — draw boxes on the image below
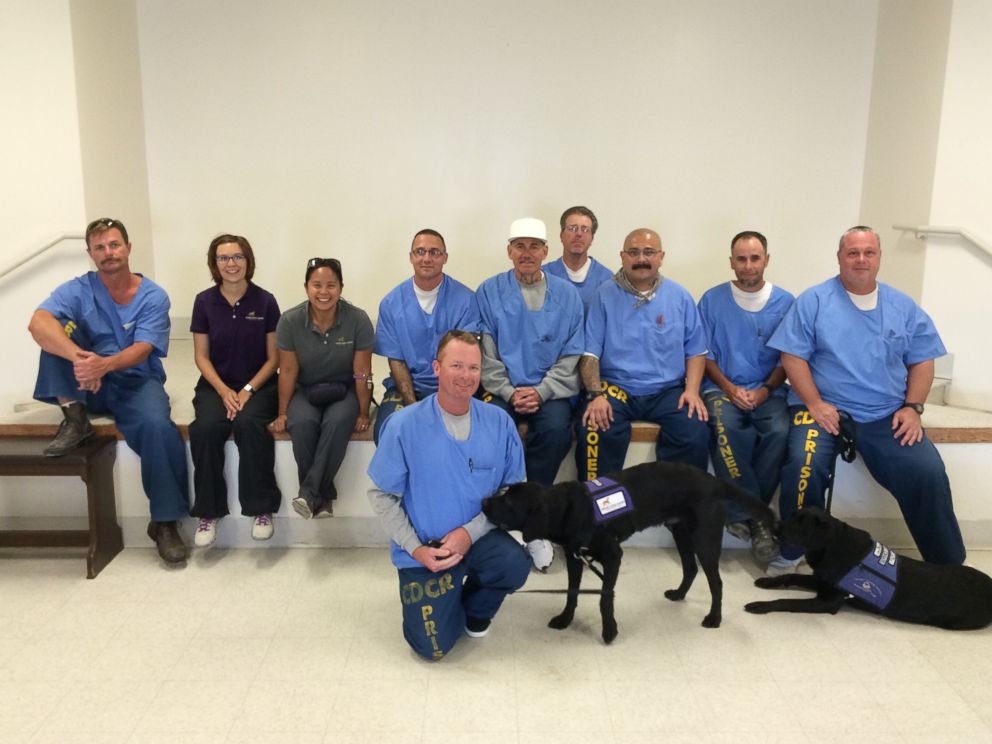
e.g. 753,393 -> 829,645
892,224 -> 992,261
0,233 -> 85,281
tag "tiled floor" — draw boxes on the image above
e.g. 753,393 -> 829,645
2,545 -> 991,744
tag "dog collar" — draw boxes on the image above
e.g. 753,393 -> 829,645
584,476 -> 634,524
836,541 -> 899,610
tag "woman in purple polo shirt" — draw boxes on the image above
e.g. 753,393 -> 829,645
188,234 -> 282,546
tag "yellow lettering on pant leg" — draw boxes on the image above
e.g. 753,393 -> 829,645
425,579 -> 440,598
441,573 -> 455,592
586,429 -> 601,480
424,620 -> 437,636
402,581 -> 424,605
796,423 -> 819,508
421,605 -> 433,621
794,409 -> 817,426
714,402 -> 742,480
617,390 -> 628,403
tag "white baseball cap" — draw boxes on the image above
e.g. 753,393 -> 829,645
508,217 -> 547,243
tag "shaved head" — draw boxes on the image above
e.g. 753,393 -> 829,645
623,228 -> 661,250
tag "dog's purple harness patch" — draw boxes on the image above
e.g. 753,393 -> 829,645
836,541 -> 899,610
585,477 -> 634,524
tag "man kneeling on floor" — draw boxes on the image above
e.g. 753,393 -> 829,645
27,217 -> 190,565
367,330 -> 531,660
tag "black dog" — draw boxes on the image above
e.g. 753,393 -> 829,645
481,461 -> 774,643
745,507 -> 992,630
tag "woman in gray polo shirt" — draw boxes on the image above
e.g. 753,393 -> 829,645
270,258 -> 374,518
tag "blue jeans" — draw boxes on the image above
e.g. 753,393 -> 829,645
484,396 -> 573,486
397,530 -> 530,660
575,382 -> 709,482
373,384 -> 431,445
704,392 -> 789,522
34,351 -> 189,522
779,406 -> 965,564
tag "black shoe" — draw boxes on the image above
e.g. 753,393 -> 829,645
147,521 -> 188,564
465,616 -> 491,638
43,402 -> 95,457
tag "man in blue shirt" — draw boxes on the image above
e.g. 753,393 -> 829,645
368,330 -> 531,660
28,218 -> 189,564
577,228 -> 710,481
768,226 -> 965,569
543,206 -> 613,312
476,218 -> 584,487
373,229 -> 481,443
698,231 -> 794,563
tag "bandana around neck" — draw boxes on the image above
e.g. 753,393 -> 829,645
613,269 -> 662,307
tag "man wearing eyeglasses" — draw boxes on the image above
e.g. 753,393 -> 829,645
476,218 -> 584,569
373,229 -> 481,444
576,228 -> 709,482
28,218 -> 190,564
697,231 -> 794,565
543,206 -> 613,312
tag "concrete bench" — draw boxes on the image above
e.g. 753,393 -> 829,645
0,435 -> 123,578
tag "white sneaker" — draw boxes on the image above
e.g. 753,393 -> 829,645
251,514 -> 274,541
193,517 -> 218,547
526,539 -> 554,572
766,555 -> 806,577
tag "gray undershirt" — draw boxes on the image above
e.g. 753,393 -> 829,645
480,275 -> 581,403
367,406 -> 494,556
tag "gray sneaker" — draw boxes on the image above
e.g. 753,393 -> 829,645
43,402 -> 95,457
726,521 -> 751,543
749,519 -> 779,563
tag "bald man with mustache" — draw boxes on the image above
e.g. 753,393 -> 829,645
576,228 -> 710,482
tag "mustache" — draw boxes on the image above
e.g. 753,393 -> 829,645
632,262 -> 652,271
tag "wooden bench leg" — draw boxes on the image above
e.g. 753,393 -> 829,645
82,442 -> 123,579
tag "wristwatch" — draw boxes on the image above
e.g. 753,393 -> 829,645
902,401 -> 924,415
585,389 -> 605,402
243,383 -> 255,394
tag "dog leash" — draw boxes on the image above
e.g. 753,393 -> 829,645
517,549 -> 612,596
825,412 -> 857,513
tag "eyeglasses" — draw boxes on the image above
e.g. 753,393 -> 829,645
307,257 -> 341,272
215,254 -> 246,264
624,248 -> 661,259
411,248 -> 446,258
564,225 -> 592,235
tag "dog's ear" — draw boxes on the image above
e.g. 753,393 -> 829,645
521,499 -> 549,542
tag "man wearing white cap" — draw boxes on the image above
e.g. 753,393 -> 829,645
476,218 -> 585,568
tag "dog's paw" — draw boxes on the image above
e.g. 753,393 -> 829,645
548,613 -> 573,630
701,613 -> 721,629
754,577 -> 783,589
602,622 -> 619,644
664,589 -> 686,602
744,601 -> 771,614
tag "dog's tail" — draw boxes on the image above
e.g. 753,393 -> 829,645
718,480 -> 775,528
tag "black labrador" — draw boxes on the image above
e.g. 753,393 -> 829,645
481,460 -> 774,643
745,507 -> 992,630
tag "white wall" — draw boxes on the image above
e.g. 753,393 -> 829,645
0,0 -> 88,410
923,0 -> 992,410
135,0 -> 879,374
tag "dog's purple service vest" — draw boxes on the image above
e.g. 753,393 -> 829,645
584,477 -> 634,524
836,541 -> 899,610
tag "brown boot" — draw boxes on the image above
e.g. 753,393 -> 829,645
43,402 -> 95,457
147,521 -> 188,564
